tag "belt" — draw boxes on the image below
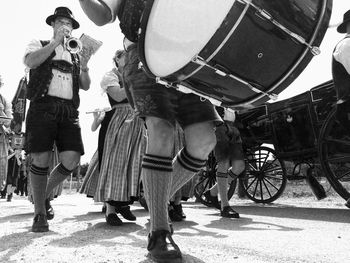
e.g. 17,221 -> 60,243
37,95 -> 73,105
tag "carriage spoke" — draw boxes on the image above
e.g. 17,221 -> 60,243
259,180 -> 264,201
264,177 -> 281,191
262,179 -> 273,198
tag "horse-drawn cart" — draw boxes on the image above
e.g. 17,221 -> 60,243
194,80 -> 350,205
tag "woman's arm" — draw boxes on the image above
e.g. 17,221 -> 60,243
91,111 -> 105,132
101,69 -> 126,102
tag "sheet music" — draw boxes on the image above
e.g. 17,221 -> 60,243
79,34 -> 103,62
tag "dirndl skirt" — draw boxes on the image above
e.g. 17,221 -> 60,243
79,150 -> 99,197
94,104 -> 146,202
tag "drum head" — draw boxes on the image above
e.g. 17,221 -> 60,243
143,0 -> 235,77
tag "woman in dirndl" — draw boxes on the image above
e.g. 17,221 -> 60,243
94,50 -> 147,226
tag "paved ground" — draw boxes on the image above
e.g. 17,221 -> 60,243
0,190 -> 349,263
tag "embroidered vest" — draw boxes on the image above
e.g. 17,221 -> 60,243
26,41 -> 81,108
332,37 -> 350,101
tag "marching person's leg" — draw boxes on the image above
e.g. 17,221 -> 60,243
45,108 -> 83,219
29,152 -> 50,232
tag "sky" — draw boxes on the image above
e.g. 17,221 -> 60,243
0,0 -> 349,163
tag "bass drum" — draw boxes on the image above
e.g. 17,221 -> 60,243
139,0 -> 332,109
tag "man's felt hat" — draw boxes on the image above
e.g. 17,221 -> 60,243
337,9 -> 350,33
46,7 -> 80,29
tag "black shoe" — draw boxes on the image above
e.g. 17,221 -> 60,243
45,199 -> 54,220
168,205 -> 183,222
7,193 -> 13,202
220,206 -> 240,218
147,230 -> 182,263
105,213 -> 123,226
203,191 -> 221,209
172,203 -> 186,219
117,206 -> 136,221
32,214 -> 49,232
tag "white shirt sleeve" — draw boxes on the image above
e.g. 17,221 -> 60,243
100,69 -> 120,93
99,0 -> 123,23
333,38 -> 350,75
23,39 -> 42,67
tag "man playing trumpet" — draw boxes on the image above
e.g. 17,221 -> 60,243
23,6 -> 90,232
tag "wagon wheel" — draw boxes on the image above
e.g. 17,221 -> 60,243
318,108 -> 350,201
241,146 -> 287,203
193,152 -> 237,207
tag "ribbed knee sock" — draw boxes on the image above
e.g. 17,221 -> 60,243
170,148 -> 207,199
46,163 -> 72,198
30,164 -> 49,215
142,154 -> 173,232
216,172 -> 229,208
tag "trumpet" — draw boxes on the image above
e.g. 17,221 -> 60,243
65,36 -> 82,54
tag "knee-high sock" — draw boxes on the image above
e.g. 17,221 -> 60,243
169,148 -> 207,199
142,154 -> 173,232
216,172 -> 229,208
30,164 -> 49,215
46,163 -> 72,198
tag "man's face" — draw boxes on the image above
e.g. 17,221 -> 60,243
52,16 -> 73,34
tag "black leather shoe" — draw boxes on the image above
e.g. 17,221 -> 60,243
117,206 -> 136,221
7,193 -> 13,202
173,203 -> 186,219
45,199 -> 54,220
220,206 -> 240,218
32,214 -> 49,232
105,213 -> 123,226
147,230 -> 182,263
203,191 -> 221,209
168,205 -> 183,222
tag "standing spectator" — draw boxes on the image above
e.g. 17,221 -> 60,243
0,74 -> 13,195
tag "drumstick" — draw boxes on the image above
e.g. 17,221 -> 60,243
86,107 -> 112,114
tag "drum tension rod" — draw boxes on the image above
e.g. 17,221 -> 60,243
156,77 -> 224,107
192,56 -> 278,101
238,0 -> 321,56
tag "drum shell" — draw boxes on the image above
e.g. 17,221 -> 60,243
139,0 -> 332,109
